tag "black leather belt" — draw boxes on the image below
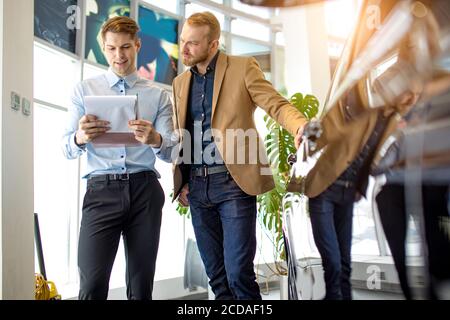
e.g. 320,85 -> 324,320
334,179 -> 355,188
191,165 -> 228,177
88,170 -> 155,182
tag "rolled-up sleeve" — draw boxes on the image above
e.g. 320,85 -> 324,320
152,90 -> 176,162
61,83 -> 86,159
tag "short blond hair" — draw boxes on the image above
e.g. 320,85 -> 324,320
186,12 -> 221,41
101,16 -> 140,41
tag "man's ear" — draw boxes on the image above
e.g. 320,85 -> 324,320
135,38 -> 142,53
210,39 -> 219,52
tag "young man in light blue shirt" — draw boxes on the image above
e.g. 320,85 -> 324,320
62,16 -> 174,300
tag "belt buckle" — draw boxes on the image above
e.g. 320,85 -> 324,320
202,166 -> 208,177
110,173 -> 129,181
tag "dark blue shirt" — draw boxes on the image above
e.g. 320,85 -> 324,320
187,52 -> 223,167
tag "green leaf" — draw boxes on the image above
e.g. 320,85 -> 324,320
290,93 -> 319,120
258,90 -> 320,267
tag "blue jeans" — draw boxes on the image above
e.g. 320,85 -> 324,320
308,183 -> 355,300
188,171 -> 261,300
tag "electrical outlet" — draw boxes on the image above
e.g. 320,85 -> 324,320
11,91 -> 21,110
22,97 -> 31,116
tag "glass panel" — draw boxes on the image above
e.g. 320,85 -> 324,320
34,104 -> 80,289
231,36 -> 271,78
141,0 -> 178,13
34,0 -> 78,53
34,43 -> 80,108
83,61 -> 107,80
219,33 -> 227,52
85,0 -> 131,66
232,0 -> 272,19
231,19 -> 270,42
154,160 -> 186,281
185,3 -> 225,30
138,5 -> 179,85
351,178 -> 380,255
231,37 -> 270,56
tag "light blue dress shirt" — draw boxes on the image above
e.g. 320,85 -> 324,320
62,69 -> 175,179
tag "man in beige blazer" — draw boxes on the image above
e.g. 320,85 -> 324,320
171,12 -> 307,299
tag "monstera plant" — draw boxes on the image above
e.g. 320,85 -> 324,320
257,92 -> 319,274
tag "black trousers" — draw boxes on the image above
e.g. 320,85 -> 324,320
376,184 -> 450,299
78,171 -> 164,300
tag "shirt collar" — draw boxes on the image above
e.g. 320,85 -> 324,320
190,51 -> 220,76
106,68 -> 138,88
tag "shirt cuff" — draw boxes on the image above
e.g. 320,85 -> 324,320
151,134 -> 165,154
72,133 -> 86,151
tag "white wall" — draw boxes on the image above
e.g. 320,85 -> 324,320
279,3 -> 331,107
0,0 -> 34,299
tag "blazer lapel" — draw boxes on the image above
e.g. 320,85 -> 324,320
176,71 -> 192,131
212,52 -> 228,121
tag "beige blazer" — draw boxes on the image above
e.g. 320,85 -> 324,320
171,51 -> 307,200
304,100 -> 402,198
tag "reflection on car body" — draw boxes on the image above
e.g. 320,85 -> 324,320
242,0 -> 450,299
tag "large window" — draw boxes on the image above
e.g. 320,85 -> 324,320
34,103 -> 80,289
141,0 -> 178,13
185,3 -> 225,29
34,44 -> 80,107
82,60 -> 106,79
231,19 -> 270,42
232,0 -> 271,19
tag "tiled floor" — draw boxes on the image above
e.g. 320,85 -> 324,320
260,288 -> 405,300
